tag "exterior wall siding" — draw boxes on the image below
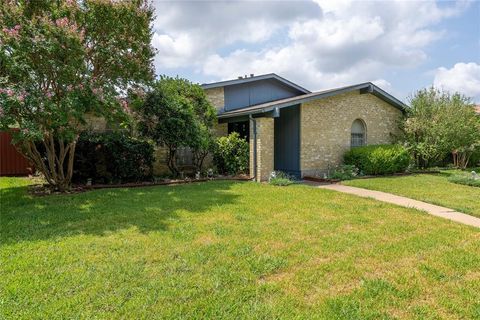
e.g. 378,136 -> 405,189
224,79 -> 301,111
300,91 -> 402,176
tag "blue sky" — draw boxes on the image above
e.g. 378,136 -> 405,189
152,0 -> 480,103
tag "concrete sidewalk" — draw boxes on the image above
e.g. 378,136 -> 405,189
311,183 -> 480,228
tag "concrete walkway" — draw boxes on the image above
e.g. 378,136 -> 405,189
311,183 -> 480,228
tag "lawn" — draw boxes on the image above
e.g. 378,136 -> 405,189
343,171 -> 480,218
1,177 -> 480,319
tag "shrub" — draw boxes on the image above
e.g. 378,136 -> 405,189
73,131 -> 154,184
269,171 -> 294,186
447,172 -> 480,188
213,132 -> 249,175
344,144 -> 410,175
329,165 -> 359,180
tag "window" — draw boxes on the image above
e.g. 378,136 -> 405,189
351,119 -> 366,147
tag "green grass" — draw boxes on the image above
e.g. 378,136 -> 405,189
1,177 -> 480,319
448,172 -> 480,188
343,171 -> 480,218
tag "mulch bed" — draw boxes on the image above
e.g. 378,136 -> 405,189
302,176 -> 341,184
28,175 -> 251,196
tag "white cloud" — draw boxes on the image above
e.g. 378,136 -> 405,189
152,1 -> 319,68
434,62 -> 480,101
152,0 -> 470,92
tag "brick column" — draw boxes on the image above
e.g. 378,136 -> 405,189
250,117 -> 274,182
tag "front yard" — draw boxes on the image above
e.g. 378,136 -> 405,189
343,171 -> 480,218
1,177 -> 479,319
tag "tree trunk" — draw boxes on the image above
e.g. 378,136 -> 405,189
193,150 -> 208,172
19,136 -> 78,192
166,147 -> 179,177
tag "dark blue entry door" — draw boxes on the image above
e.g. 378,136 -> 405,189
274,105 -> 300,177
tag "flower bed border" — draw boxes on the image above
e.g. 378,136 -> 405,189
303,170 -> 442,184
82,176 -> 250,190
28,176 -> 251,196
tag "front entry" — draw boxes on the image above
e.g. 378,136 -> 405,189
274,105 -> 300,177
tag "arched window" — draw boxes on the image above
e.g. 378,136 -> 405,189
351,119 -> 366,147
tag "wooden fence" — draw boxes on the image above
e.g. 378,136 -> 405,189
0,130 -> 34,176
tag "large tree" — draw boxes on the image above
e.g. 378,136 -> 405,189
0,0 -> 154,191
402,87 -> 480,168
135,76 -> 217,177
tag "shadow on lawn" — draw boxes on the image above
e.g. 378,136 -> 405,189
0,181 -> 242,245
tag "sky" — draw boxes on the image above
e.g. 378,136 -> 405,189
151,0 -> 480,103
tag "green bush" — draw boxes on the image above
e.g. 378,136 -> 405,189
447,172 -> 480,187
73,131 -> 154,184
269,171 -> 294,186
329,165 -> 359,180
213,132 -> 249,175
344,144 -> 411,175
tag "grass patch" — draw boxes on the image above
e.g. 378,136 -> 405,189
1,177 -> 479,319
448,172 -> 480,188
344,171 -> 480,217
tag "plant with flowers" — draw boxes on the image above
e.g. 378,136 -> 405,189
0,0 -> 155,191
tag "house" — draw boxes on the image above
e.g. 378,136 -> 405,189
203,73 -> 406,181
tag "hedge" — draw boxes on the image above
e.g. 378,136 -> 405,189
213,132 -> 249,175
344,144 -> 411,175
73,131 -> 154,184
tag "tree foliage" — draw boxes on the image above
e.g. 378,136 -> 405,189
135,76 -> 217,177
401,88 -> 480,168
0,0 -> 155,190
213,132 -> 249,175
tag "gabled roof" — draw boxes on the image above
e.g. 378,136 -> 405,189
218,82 -> 407,119
201,73 -> 311,94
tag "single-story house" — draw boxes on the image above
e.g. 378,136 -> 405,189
202,73 -> 406,181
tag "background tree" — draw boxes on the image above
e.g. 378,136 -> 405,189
401,87 -> 480,168
0,0 -> 155,191
135,76 -> 216,177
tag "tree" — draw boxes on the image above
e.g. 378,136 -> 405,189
402,87 -> 480,168
135,76 -> 217,177
191,126 -> 215,172
0,0 -> 155,191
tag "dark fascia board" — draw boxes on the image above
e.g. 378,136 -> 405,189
218,82 -> 408,119
201,73 -> 311,94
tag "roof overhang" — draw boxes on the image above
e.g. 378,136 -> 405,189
202,73 -> 310,94
218,82 -> 407,120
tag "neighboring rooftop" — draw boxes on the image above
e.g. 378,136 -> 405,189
475,105 -> 480,114
201,73 -> 311,94
218,82 -> 407,119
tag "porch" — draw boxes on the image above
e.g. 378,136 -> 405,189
219,104 -> 301,181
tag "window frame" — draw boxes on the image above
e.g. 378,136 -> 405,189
350,119 -> 366,148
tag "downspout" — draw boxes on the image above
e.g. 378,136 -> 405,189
249,114 -> 257,181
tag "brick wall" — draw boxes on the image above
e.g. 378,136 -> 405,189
300,91 -> 402,176
204,87 -> 225,113
250,117 -> 274,181
83,113 -> 107,131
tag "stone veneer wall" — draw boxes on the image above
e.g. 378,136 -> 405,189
249,117 -> 274,181
300,91 -> 402,176
204,87 -> 225,113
